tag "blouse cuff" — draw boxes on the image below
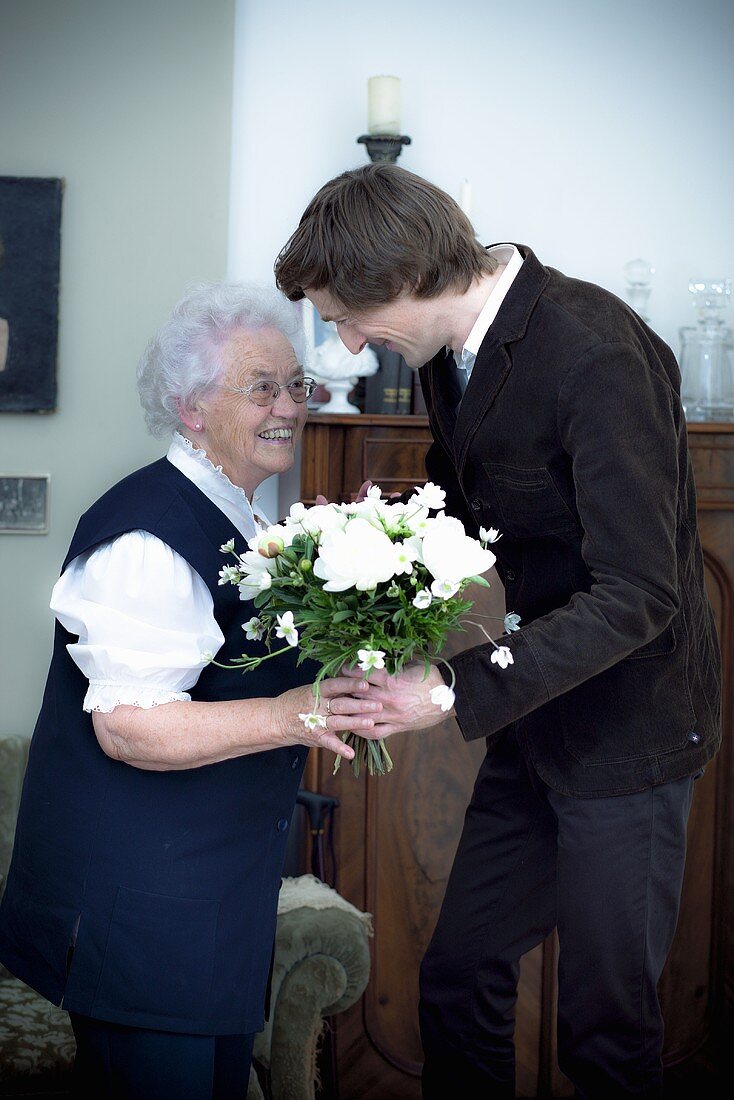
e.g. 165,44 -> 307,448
83,681 -> 192,714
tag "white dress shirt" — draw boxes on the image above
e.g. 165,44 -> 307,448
454,244 -> 524,390
51,433 -> 269,713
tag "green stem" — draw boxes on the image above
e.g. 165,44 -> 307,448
209,643 -> 296,672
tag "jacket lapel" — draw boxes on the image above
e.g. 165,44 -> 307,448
452,246 -> 550,476
422,348 -> 460,453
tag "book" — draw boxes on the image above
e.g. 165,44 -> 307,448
412,371 -> 428,415
379,349 -> 401,414
364,344 -> 384,414
396,358 -> 413,414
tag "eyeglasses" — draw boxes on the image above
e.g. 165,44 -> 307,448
226,377 -> 317,407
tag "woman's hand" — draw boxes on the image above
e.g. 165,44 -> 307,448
273,676 -> 383,760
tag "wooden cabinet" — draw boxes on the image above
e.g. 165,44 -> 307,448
299,415 -> 732,1098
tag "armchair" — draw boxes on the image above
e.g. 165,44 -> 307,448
0,735 -> 371,1099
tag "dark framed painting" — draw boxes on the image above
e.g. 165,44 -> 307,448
0,176 -> 63,412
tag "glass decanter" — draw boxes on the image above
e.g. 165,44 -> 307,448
680,279 -> 734,421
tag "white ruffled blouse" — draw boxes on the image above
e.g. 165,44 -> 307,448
50,433 -> 269,713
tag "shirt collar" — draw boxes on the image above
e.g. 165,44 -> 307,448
454,244 -> 524,366
166,432 -> 270,541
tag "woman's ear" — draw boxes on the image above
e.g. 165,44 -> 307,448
175,396 -> 204,433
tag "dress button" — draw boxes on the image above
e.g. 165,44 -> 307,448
276,818 -> 289,833
291,756 -> 300,770
687,732 -> 702,745
505,568 -> 516,582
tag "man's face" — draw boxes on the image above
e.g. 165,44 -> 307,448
306,288 -> 448,370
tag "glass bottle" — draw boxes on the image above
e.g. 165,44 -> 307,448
680,279 -> 734,421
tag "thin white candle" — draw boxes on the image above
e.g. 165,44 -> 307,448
368,75 -> 401,136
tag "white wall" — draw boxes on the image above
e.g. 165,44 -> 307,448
228,0 -> 734,352
2,0 -> 731,733
0,0 -> 234,735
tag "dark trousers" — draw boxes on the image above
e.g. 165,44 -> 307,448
419,730 -> 696,1100
70,1014 -> 254,1099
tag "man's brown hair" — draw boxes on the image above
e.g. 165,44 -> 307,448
274,164 -> 496,311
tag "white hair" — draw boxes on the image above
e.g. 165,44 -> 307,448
136,282 -> 307,438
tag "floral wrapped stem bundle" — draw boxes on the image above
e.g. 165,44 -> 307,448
215,484 -> 518,777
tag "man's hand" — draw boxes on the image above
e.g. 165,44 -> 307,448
339,662 -> 454,738
315,480 -> 373,506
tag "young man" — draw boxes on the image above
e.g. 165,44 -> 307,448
274,164 -> 721,1099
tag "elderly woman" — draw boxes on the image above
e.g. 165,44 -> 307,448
0,284 -> 377,1099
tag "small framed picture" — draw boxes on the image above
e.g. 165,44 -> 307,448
0,475 -> 50,534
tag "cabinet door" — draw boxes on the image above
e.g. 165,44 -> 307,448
298,419 -> 731,1097
300,415 -> 434,503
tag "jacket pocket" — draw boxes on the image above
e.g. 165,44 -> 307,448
93,886 -> 219,1022
623,620 -> 677,659
482,462 -> 578,538
559,651 -> 696,765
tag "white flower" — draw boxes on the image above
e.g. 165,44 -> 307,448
479,526 -> 503,544
421,514 -> 496,586
345,497 -> 407,534
299,712 -> 328,731
218,565 -> 241,586
238,570 -> 272,601
504,613 -> 521,633
491,645 -> 514,669
200,650 -> 214,663
246,523 -> 294,553
257,534 -> 284,559
275,611 -> 299,647
286,503 -> 347,538
366,484 -> 383,500
313,518 -> 400,591
430,684 -> 455,712
243,616 -> 265,641
393,537 -> 422,575
357,648 -> 386,672
412,588 -> 433,609
431,578 -> 460,600
410,482 -> 446,510
402,505 -> 432,536
220,538 -> 236,554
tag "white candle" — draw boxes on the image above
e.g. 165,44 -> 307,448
368,75 -> 401,136
459,178 -> 472,218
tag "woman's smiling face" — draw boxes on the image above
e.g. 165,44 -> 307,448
196,326 -> 308,499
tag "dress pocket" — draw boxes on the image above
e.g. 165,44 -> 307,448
93,886 -> 219,1022
482,462 -> 578,538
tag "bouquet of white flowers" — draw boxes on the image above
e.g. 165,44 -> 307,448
215,483 -> 519,777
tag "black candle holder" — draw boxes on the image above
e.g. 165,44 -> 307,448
357,134 -> 412,164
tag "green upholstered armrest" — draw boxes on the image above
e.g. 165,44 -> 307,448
0,735 -> 30,979
0,735 -> 30,895
249,876 -> 371,1100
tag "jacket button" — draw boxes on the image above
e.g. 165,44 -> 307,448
276,818 -> 289,833
291,756 -> 300,770
505,568 -> 516,582
470,498 -> 482,511
687,732 -> 701,745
